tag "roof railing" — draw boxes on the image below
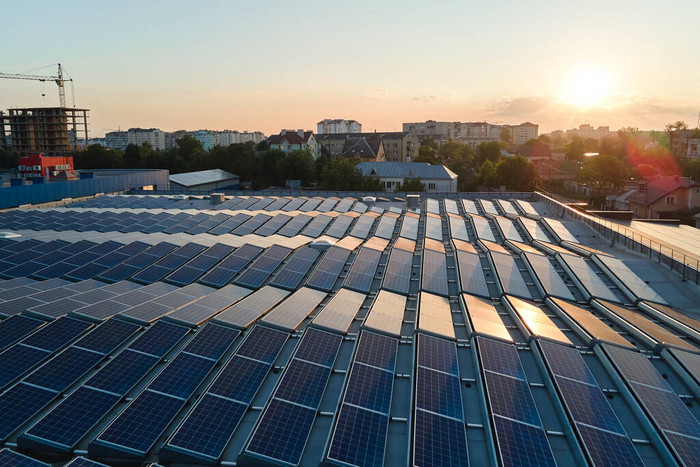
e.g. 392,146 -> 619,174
535,190 -> 700,286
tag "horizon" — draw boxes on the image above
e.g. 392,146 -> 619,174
3,0 -> 698,137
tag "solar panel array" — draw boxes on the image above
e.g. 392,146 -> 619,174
0,193 -> 698,467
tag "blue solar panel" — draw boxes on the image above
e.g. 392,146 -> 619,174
246,398 -> 316,465
484,372 -> 542,426
64,456 -> 110,467
417,367 -> 464,420
293,328 -> 343,367
22,316 -> 92,352
199,244 -> 263,287
181,324 -> 239,360
354,331 -> 398,372
0,448 -> 48,466
127,321 -> 189,357
149,353 -> 215,399
555,377 -> 625,434
208,356 -> 271,403
95,390 -> 185,454
235,326 -> 289,364
24,347 -> 104,392
274,359 -> 332,408
166,394 -> 248,460
235,245 -> 292,289
605,345 -> 670,389
22,386 -> 120,449
344,247 -> 382,293
328,404 -> 389,467
0,383 -> 57,441
306,246 -> 351,291
476,337 -> 525,380
576,424 -> 643,467
493,415 -> 556,467
417,334 -> 459,376
382,248 -> 413,295
0,344 -> 51,389
421,249 -> 449,296
665,431 -> 700,467
632,382 -> 700,434
0,315 -> 44,351
413,409 -> 468,467
344,363 -> 394,414
85,349 -> 160,396
538,340 -> 597,386
269,246 -> 320,290
73,319 -> 141,355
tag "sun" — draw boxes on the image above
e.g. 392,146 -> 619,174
561,69 -> 612,108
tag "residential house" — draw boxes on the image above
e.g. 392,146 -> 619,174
316,132 -> 418,162
356,161 -> 458,192
267,129 -> 321,159
339,135 -> 385,161
317,119 -> 362,134
627,176 -> 700,218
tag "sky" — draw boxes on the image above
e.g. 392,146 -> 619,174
2,0 -> 699,137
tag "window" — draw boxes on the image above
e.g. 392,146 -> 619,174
665,195 -> 677,205
428,183 -> 436,190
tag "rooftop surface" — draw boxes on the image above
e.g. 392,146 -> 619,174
169,169 -> 239,188
356,162 -> 458,180
0,193 -> 698,467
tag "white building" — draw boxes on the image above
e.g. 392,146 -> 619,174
317,119 -> 362,135
356,161 -> 458,192
193,130 -> 215,151
506,122 -> 539,145
239,131 -> 265,144
402,120 -> 502,147
567,124 -> 610,141
267,129 -> 321,159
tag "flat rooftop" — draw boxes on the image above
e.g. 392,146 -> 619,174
0,192 -> 698,466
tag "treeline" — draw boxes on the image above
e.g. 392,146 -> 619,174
415,139 -> 537,191
69,136 -> 383,191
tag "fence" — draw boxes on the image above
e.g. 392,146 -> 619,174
535,190 -> 700,286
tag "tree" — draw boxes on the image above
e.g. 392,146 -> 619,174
476,141 -> 502,166
281,150 -> 316,185
74,144 -> 124,169
415,139 -> 439,164
665,121 -> 689,132
396,178 -> 425,192
579,154 -> 627,188
320,157 -> 384,191
565,135 -> 585,161
476,159 -> 499,187
496,156 -> 537,190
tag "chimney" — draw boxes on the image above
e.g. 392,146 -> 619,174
281,129 -> 287,136
297,129 -> 305,138
638,181 -> 647,193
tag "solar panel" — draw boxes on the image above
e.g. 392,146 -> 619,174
22,316 -> 93,351
235,245 -> 292,289
199,244 -> 264,288
492,415 -> 556,467
604,345 -> 671,389
349,214 -> 376,239
232,213 -> 272,236
277,213 -> 312,237
421,249 -> 449,296
165,394 -> 248,460
293,328 -> 343,367
344,246 -> 382,293
22,387 -> 121,449
354,332 -> 398,372
490,252 -> 532,299
269,246 -> 321,290
127,321 -> 190,358
208,356 -> 270,403
148,353 -> 215,399
400,214 -> 419,240
417,334 -> 458,376
325,214 -> 355,238
327,404 -> 389,466
576,424 -> 645,467
262,287 -> 326,331
311,288 -> 365,334
212,286 -> 290,329
245,398 -> 316,465
425,215 -> 443,241
413,409 -> 469,467
555,377 -> 625,434
93,390 -> 185,455
24,347 -> 105,392
181,324 -> 240,360
85,349 -> 160,395
73,319 -> 141,354
274,359 -> 332,407
235,326 -> 289,364
300,214 -> 333,238
374,215 -> 398,239
484,371 -> 543,425
0,383 -> 57,441
538,340 -> 597,385
254,213 -> 292,236
131,243 -> 206,285
306,246 -> 351,291
0,344 -> 51,389
208,213 -> 251,235
0,448 -> 48,466
64,457 -> 110,467
382,247 -> 413,295
0,315 -> 44,351
416,366 -> 464,420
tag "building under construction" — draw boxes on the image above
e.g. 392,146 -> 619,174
0,107 -> 89,156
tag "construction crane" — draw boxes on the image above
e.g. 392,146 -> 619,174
0,63 -> 73,108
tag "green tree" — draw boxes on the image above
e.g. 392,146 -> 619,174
496,156 -> 537,190
566,135 -> 585,161
320,157 -> 383,191
415,139 -> 439,164
579,154 -> 628,188
74,144 -> 124,169
396,178 -> 425,192
281,150 -> 316,185
476,159 -> 499,187
665,121 -> 689,132
476,141 -> 502,166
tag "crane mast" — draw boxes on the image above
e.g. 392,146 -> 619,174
0,63 -> 72,107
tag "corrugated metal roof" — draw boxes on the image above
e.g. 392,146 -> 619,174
169,169 -> 239,187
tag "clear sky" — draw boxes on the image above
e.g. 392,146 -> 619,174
2,0 -> 698,136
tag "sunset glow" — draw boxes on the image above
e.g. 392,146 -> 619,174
561,69 -> 613,109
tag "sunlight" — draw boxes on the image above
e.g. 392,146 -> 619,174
560,69 -> 612,108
